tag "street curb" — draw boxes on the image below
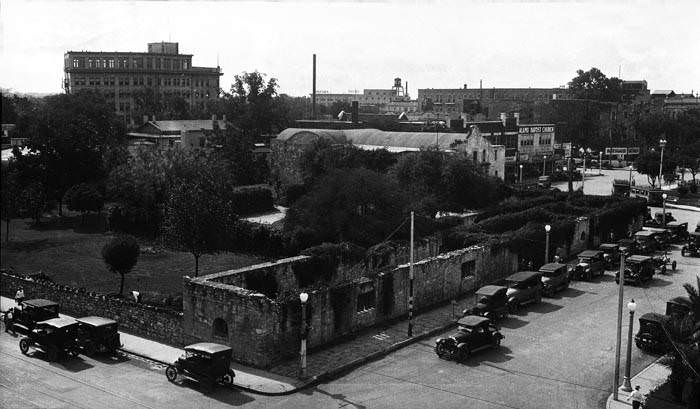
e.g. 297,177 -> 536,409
121,319 -> 459,396
605,355 -> 668,409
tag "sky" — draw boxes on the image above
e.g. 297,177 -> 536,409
1,0 -> 699,97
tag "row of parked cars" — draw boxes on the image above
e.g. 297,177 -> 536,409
435,211 -> 690,361
2,299 -> 235,388
3,299 -> 121,360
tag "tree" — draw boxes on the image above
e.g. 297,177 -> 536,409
162,180 -> 235,276
63,183 -> 104,225
15,90 -> 126,215
102,235 -> 140,296
223,71 -> 280,137
568,68 -> 624,102
19,182 -> 47,224
1,164 -> 22,242
284,168 -> 407,249
635,150 -> 676,188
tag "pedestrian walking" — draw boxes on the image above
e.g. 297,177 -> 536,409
553,255 -> 561,263
627,385 -> 645,409
14,287 -> 25,307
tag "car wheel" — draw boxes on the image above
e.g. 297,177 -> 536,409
672,261 -> 677,271
435,344 -> 448,359
222,370 -> 235,385
166,366 -> 178,382
19,338 -> 29,354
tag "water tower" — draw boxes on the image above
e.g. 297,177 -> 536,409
392,77 -> 406,97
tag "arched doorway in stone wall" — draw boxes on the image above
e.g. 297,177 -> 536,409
212,318 -> 229,339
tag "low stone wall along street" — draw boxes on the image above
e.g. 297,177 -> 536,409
0,271 -> 184,346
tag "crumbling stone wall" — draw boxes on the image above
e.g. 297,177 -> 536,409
0,271 -> 183,346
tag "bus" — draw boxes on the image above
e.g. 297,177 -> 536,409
629,186 -> 664,206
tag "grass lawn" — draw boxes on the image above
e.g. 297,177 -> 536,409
1,212 -> 267,299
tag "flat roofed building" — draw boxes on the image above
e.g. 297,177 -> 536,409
64,42 -> 222,124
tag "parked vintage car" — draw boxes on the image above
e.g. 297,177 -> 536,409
635,312 -> 671,354
665,221 -> 689,243
681,232 -> 700,257
644,211 -> 676,227
4,299 -> 59,335
599,243 -> 621,269
504,271 -> 543,312
573,250 -> 606,280
463,285 -> 509,321
538,263 -> 570,296
19,317 -> 80,361
76,316 -> 122,355
616,255 -> 655,285
166,343 -> 235,387
642,227 -> 671,250
618,239 -> 639,256
666,296 -> 692,317
434,315 -> 504,361
633,230 -> 658,255
537,176 -> 551,188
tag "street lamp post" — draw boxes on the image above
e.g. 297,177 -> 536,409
579,147 -> 586,192
544,224 -> 551,263
658,138 -> 667,188
621,299 -> 637,392
519,164 -> 523,186
599,151 -> 603,175
299,292 -> 309,379
543,155 -> 547,176
662,193 -> 667,226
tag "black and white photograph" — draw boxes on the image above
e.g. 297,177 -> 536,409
1,1 -> 699,408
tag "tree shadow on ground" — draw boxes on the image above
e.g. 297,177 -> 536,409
167,378 -> 255,406
299,385 -> 367,409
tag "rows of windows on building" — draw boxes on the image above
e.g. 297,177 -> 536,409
71,56 -> 191,71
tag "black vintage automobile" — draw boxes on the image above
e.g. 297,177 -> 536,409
573,250 -> 606,280
666,296 -> 692,317
665,221 -> 689,243
618,239 -> 639,256
635,312 -> 671,354
505,271 -> 543,312
463,285 -> 509,320
19,317 -> 80,361
434,315 -> 504,361
616,255 -> 655,285
539,263 -> 570,296
681,232 -> 700,257
599,243 -> 621,269
633,230 -> 658,255
4,299 -> 60,335
76,316 -> 122,355
643,227 -> 672,250
166,343 -> 235,387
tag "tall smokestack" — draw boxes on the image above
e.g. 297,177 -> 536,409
405,81 -> 408,96
312,54 -> 316,120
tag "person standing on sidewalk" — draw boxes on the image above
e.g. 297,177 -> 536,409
15,287 -> 25,307
627,385 -> 645,409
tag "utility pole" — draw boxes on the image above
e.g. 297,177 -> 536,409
613,256 -> 625,400
408,212 -> 414,337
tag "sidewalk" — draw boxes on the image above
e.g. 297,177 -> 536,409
2,294 -> 467,395
606,356 -> 683,409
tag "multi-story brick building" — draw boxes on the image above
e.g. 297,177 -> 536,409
63,42 -> 222,123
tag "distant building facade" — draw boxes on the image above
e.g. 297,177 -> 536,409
314,78 -> 418,114
64,42 -> 222,123
127,116 -> 228,151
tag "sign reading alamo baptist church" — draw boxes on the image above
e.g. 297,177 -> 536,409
519,126 -> 554,133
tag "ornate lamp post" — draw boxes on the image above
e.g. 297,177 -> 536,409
658,138 -> 667,188
519,164 -> 523,186
543,155 -> 547,176
621,299 -> 637,392
544,224 -> 551,264
299,292 -> 309,378
662,193 -> 667,226
579,147 -> 586,191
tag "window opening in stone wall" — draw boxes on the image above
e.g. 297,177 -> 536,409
357,281 -> 376,312
461,260 -> 476,279
212,318 -> 228,338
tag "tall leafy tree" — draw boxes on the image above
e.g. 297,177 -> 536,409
1,164 -> 22,242
224,71 -> 280,137
162,180 -> 236,276
102,235 -> 140,296
63,183 -> 104,225
635,150 -> 677,187
284,168 -> 407,249
15,90 -> 126,214
568,67 -> 624,102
